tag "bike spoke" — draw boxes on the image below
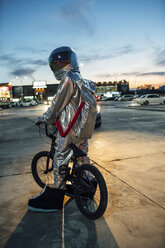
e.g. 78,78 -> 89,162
36,156 -> 54,185
74,166 -> 106,216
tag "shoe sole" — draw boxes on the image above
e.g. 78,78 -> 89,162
28,206 -> 60,212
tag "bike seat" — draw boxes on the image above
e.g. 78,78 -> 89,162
70,143 -> 86,157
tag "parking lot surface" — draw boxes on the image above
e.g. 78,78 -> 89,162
0,102 -> 165,248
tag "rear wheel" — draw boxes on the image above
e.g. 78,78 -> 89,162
73,164 -> 108,220
31,151 -> 54,188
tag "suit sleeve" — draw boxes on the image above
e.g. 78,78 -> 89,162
41,76 -> 74,123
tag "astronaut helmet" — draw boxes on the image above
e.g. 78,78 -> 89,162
48,46 -> 79,80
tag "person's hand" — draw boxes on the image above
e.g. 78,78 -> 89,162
35,120 -> 42,126
35,117 -> 45,126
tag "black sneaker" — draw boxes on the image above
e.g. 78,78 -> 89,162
28,186 -> 66,212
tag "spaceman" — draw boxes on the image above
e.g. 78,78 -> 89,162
28,46 -> 97,212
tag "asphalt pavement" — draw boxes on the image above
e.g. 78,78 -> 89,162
0,103 -> 165,248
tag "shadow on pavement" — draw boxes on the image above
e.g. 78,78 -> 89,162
4,198 -> 118,248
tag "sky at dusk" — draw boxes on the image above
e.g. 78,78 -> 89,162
0,0 -> 165,88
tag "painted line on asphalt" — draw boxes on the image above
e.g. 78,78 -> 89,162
0,171 -> 32,178
107,151 -> 165,162
91,159 -> 165,211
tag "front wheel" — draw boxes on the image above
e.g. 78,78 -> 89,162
31,151 -> 54,188
73,164 -> 108,220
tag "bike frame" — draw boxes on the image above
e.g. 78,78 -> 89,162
42,124 -> 83,181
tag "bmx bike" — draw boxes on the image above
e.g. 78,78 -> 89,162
31,124 -> 108,220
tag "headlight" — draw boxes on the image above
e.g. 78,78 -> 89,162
97,104 -> 101,113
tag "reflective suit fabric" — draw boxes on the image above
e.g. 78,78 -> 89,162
41,71 -> 97,188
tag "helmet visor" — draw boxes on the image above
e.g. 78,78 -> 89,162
49,51 -> 71,72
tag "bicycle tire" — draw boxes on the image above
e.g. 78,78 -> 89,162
31,151 -> 54,188
73,164 -> 108,220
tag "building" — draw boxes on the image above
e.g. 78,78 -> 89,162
0,82 -> 13,108
2,79 -> 130,101
96,80 -> 129,96
11,81 -> 59,101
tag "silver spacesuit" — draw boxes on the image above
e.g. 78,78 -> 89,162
38,47 -> 97,188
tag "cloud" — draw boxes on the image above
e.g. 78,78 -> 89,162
139,71 -> 165,76
97,71 -> 165,79
0,53 -> 47,79
0,54 -> 47,66
30,59 -> 47,66
97,71 -> 138,79
122,71 -> 165,77
80,44 -> 138,63
15,46 -> 48,54
97,73 -> 115,78
145,36 -> 165,67
145,35 -> 161,51
155,49 -> 165,66
11,68 -> 36,80
0,55 -> 22,64
144,35 -> 165,68
59,0 -> 95,35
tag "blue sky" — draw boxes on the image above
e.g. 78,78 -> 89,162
0,0 -> 165,87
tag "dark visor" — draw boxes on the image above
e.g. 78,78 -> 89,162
49,51 -> 71,72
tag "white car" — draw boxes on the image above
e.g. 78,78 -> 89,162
20,99 -> 38,107
135,94 -> 165,105
118,94 -> 134,101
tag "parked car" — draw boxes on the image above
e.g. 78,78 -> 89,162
101,96 -> 115,101
134,94 -> 165,105
104,91 -> 120,99
20,99 -> 38,107
117,94 -> 134,101
9,101 -> 18,107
